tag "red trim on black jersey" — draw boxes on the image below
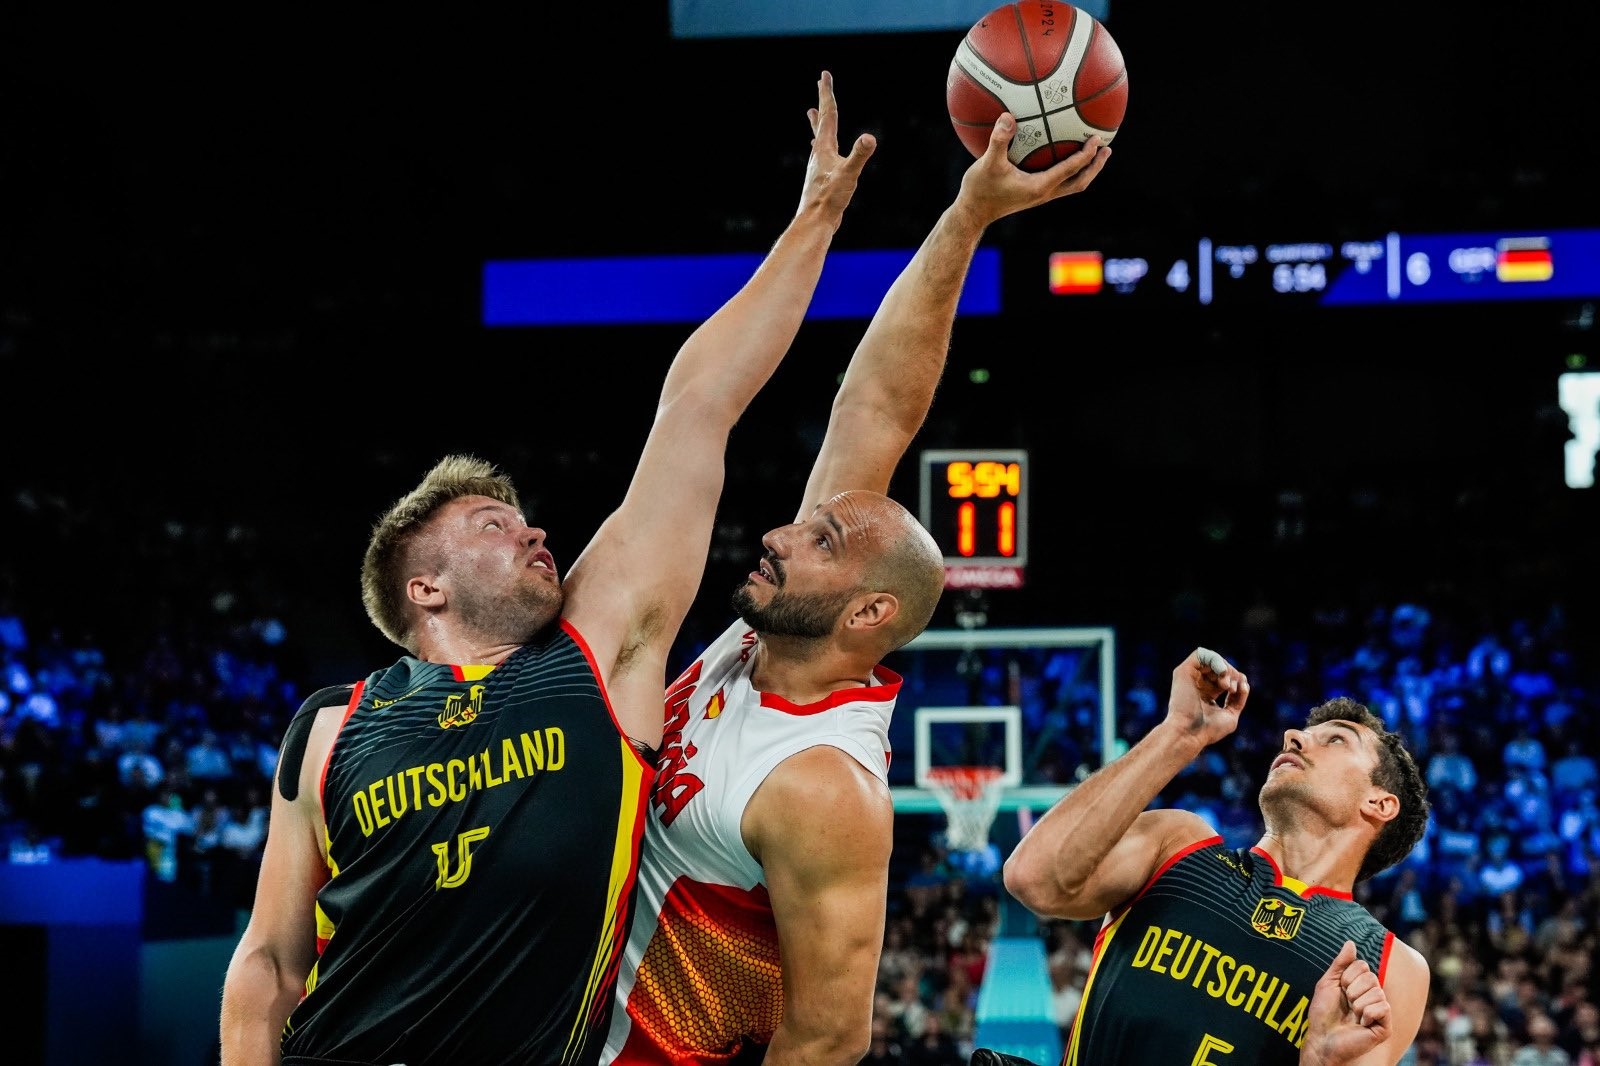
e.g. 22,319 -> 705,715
1378,930 -> 1395,986
563,619 -> 655,775
1110,834 -> 1224,921
318,680 -> 366,822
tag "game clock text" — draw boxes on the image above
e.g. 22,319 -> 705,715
918,449 -> 1029,569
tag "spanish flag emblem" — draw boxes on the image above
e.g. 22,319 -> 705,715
1049,251 -> 1104,295
1496,237 -> 1554,283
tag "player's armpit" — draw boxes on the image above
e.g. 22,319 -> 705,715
743,745 -> 894,1065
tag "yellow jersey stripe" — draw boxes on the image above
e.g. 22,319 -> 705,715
1066,909 -> 1132,1066
563,735 -> 648,1063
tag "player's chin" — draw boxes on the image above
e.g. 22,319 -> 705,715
520,585 -> 566,630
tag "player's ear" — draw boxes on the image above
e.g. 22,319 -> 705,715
408,573 -> 445,609
1364,789 -> 1400,826
845,592 -> 900,632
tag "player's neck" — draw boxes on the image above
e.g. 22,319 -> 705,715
1253,830 -> 1361,896
748,635 -> 876,705
414,628 -> 523,667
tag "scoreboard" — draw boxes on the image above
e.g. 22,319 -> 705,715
918,449 -> 1028,590
1046,227 -> 1600,308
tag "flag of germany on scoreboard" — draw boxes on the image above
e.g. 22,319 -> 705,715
1496,237 -> 1554,283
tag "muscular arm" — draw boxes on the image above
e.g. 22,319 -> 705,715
1004,650 -> 1247,920
798,116 -> 1110,519
220,704 -> 343,1065
563,75 -> 873,745
1003,738 -> 1216,920
743,745 -> 894,1065
796,202 -> 984,518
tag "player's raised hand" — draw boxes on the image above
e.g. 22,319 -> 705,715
798,70 -> 877,227
1301,941 -> 1392,1066
955,113 -> 1109,226
1164,647 -> 1249,748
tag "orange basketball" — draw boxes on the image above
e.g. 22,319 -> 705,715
947,1 -> 1128,171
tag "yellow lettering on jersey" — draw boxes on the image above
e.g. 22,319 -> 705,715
1244,972 -> 1279,1017
1225,961 -> 1254,1006
1281,995 -> 1310,1046
1169,936 -> 1201,981
1131,926 -> 1162,968
1191,943 -> 1222,988
1191,1033 -> 1235,1065
501,737 -> 525,780
1126,923 -> 1311,1051
350,728 -> 570,837
1152,927 -> 1184,974
432,826 -> 491,889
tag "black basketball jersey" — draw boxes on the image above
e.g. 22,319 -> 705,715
280,622 -> 654,1066
1064,837 -> 1395,1066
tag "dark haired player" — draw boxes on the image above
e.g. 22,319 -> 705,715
990,649 -> 1431,1066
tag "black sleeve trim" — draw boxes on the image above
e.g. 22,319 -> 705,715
278,684 -> 356,802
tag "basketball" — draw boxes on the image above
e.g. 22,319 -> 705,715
947,1 -> 1128,171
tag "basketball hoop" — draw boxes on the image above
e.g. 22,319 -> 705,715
924,766 -> 1006,853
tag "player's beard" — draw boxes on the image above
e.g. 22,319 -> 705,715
455,576 -> 564,644
732,581 -> 854,640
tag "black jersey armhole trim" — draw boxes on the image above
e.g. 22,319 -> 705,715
278,684 -> 356,802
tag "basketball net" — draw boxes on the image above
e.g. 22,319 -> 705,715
925,766 -> 1005,853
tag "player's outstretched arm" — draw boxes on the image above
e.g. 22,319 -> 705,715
1003,649 -> 1248,920
563,72 -> 874,746
743,746 -> 894,1065
797,113 -> 1108,519
220,706 -> 343,1065
1300,940 -> 1430,1066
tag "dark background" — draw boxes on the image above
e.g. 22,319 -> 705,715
3,1 -> 1597,685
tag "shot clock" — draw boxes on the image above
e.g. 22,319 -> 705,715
918,449 -> 1028,589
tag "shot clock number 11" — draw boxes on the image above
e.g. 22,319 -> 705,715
918,449 -> 1028,587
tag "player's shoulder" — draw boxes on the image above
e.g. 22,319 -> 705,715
295,683 -> 357,720
1386,930 -> 1430,977
754,745 -> 892,827
1142,807 -> 1223,858
747,746 -> 893,868
277,683 -> 357,802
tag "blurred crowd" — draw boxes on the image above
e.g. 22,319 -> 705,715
2,499 -> 1598,1066
860,592 -> 1600,1066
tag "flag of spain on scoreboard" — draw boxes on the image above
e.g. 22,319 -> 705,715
1496,237 -> 1554,282
1049,251 -> 1104,294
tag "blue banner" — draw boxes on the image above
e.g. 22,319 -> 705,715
483,248 -> 1002,326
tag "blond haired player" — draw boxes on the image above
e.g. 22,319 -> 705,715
219,73 -> 876,1066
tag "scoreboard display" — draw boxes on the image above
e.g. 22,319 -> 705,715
1045,227 -> 1600,308
918,449 -> 1028,590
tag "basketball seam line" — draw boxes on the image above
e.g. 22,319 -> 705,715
952,45 -> 1041,124
1012,3 -> 1054,162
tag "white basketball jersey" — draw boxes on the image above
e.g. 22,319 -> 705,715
601,619 -> 901,1064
